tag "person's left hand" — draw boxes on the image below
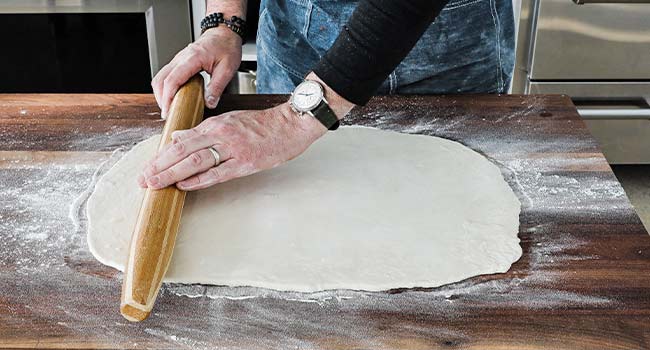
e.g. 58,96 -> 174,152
137,103 -> 326,191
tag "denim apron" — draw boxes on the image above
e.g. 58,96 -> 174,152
256,0 -> 515,95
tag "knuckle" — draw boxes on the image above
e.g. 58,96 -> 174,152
215,123 -> 235,135
145,162 -> 158,175
163,76 -> 179,88
171,141 -> 186,155
180,55 -> 197,66
160,168 -> 175,182
203,117 -> 219,128
203,128 -> 217,138
188,152 -> 203,165
207,167 -> 222,180
187,43 -> 203,54
185,44 -> 198,54
185,45 -> 207,62
151,71 -> 163,84
172,133 -> 186,144
181,176 -> 201,188
188,128 -> 202,137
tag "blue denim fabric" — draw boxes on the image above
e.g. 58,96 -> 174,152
256,0 -> 515,95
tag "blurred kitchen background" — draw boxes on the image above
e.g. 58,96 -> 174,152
0,0 -> 648,228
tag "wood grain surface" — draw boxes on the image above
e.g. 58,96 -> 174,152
1,94 -> 649,349
121,75 -> 205,322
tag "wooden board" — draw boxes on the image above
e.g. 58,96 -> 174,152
1,94 -> 649,349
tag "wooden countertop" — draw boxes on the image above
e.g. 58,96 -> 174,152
1,94 -> 649,349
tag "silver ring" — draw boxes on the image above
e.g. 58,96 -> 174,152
207,146 -> 221,166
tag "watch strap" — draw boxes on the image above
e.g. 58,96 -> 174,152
311,100 -> 340,130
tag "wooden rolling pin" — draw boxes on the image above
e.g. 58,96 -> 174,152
120,75 -> 204,322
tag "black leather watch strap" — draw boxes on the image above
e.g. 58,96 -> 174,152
311,100 -> 340,130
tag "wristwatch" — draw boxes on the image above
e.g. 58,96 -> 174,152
289,80 -> 340,130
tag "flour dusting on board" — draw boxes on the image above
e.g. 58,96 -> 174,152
1,127 -> 154,276
2,100 -> 638,348
0,153 -> 103,272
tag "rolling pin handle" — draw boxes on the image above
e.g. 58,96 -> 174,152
119,75 -> 205,322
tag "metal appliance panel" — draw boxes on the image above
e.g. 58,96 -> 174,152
529,0 -> 650,80
580,119 -> 650,164
528,81 -> 650,98
530,81 -> 650,164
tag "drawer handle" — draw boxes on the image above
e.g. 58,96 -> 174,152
578,108 -> 650,119
573,0 -> 650,4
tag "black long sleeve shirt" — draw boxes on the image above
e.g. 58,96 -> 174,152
312,0 -> 450,106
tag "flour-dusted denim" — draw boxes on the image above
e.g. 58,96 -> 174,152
256,0 -> 515,95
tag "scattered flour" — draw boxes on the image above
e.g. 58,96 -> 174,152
1,102 -> 635,348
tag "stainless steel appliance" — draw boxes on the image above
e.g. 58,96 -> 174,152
513,0 -> 650,163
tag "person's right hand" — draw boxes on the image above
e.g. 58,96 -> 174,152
152,26 -> 242,117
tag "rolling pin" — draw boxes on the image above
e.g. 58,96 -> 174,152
120,75 -> 205,322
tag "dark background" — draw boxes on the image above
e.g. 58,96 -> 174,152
0,13 -> 152,93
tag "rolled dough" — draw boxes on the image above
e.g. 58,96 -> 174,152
87,126 -> 521,292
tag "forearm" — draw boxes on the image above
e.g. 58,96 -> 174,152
313,0 -> 449,106
206,0 -> 247,18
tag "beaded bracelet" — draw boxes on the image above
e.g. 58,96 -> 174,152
200,12 -> 247,40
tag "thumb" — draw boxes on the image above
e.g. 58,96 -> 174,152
205,61 -> 237,109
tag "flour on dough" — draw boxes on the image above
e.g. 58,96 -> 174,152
87,126 -> 521,292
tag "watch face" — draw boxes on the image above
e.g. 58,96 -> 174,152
291,81 -> 323,112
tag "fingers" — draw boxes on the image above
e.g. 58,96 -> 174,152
145,149 -> 218,189
135,134 -> 208,189
137,174 -> 147,188
152,50 -> 238,115
142,134 -> 224,183
171,128 -> 202,142
205,61 -> 238,109
160,60 -> 203,118
176,159 -> 245,191
137,139 -> 178,187
151,63 -> 174,113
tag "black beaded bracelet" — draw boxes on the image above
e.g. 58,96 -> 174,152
200,12 -> 247,40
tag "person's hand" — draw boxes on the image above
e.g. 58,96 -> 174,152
137,103 -> 326,191
152,26 -> 242,117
